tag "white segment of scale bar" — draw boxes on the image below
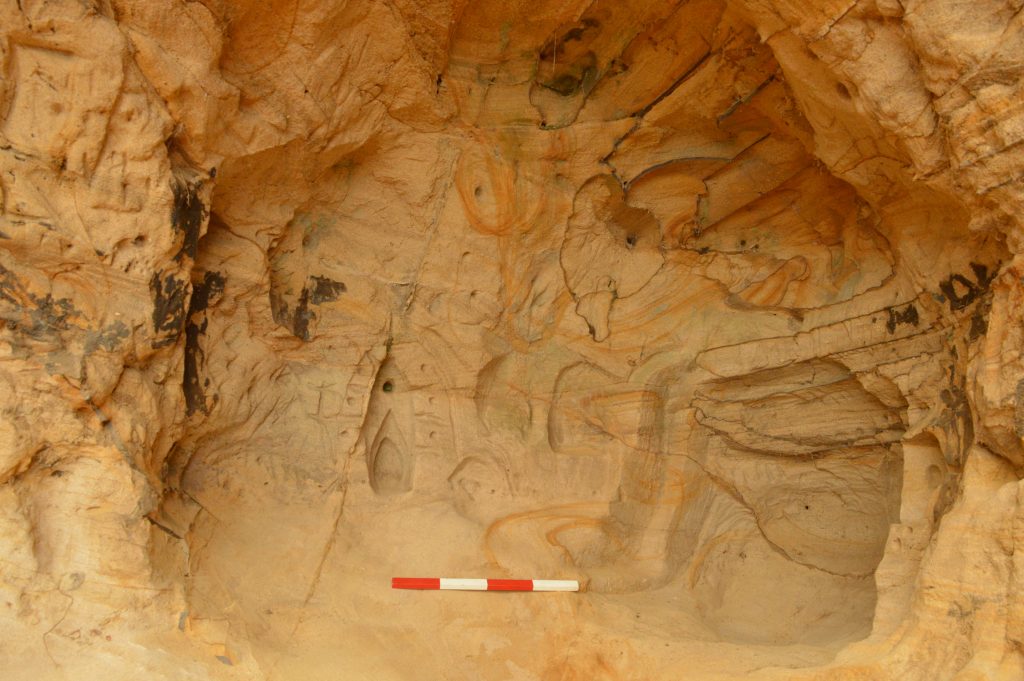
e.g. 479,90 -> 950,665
439,578 -> 488,590
532,580 -> 579,592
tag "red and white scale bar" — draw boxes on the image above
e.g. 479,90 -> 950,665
392,577 -> 579,592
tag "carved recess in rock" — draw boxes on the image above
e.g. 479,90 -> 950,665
549,363 -> 661,455
363,358 -> 415,496
692,359 -> 907,457
685,359 -> 906,644
561,175 -> 663,340
687,165 -> 896,311
475,354 -> 532,439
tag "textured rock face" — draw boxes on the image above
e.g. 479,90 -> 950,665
1,1 -> 1023,679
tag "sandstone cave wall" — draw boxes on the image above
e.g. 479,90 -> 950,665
1,1 -> 1023,680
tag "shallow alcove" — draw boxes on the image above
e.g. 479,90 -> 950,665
160,2 -> 1006,677
1,1 -> 1021,681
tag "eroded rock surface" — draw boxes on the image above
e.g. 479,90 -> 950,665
1,1 -> 1023,679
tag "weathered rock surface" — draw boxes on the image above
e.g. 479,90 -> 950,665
1,0 -> 1022,679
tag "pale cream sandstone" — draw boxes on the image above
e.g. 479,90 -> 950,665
0,1 -> 1022,679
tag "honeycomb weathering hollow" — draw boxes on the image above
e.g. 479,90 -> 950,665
1,1 -> 1023,679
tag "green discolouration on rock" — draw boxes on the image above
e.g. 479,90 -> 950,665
85,321 -> 130,353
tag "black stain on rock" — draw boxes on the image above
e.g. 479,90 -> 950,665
558,22 -> 595,44
937,368 -> 973,469
307,275 -> 346,304
940,385 -> 969,420
28,293 -> 74,336
269,287 -> 289,331
938,262 -> 995,312
546,72 -> 585,97
886,303 -> 919,334
538,19 -> 600,63
970,262 -> 996,289
184,271 -> 225,415
939,274 -> 979,311
540,54 -> 598,97
171,179 -> 206,262
291,286 -> 316,341
606,57 -> 629,76
0,263 -> 77,340
968,297 -> 992,341
536,19 -> 600,100
272,275 -> 347,342
150,271 -> 189,348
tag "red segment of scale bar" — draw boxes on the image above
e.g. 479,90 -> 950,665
391,577 -> 441,589
486,579 -> 533,591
